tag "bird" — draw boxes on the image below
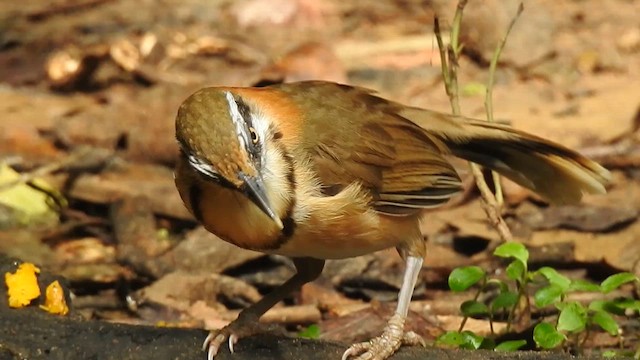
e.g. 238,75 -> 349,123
174,80 -> 610,360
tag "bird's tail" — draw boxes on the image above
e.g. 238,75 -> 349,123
403,108 -> 611,205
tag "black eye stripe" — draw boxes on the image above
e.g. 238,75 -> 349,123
233,95 -> 262,167
235,97 -> 253,129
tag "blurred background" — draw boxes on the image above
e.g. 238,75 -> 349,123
0,0 -> 639,353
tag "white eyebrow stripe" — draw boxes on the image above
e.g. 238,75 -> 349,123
225,91 -> 249,151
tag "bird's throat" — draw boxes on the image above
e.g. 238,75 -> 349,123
193,180 -> 287,251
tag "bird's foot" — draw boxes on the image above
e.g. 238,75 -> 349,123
341,313 -> 425,360
203,314 -> 280,360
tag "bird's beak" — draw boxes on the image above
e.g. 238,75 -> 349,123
239,173 -> 284,230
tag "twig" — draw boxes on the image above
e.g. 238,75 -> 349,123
26,0 -> 115,21
458,277 -> 487,333
470,164 -> 513,244
434,0 -> 514,245
450,0 -> 468,59
0,160 -> 66,193
485,3 -> 524,125
0,147 -> 112,192
485,3 -> 524,207
434,19 -> 454,107
436,0 -> 467,115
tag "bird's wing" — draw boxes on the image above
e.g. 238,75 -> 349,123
275,81 -> 462,216
400,106 -> 610,204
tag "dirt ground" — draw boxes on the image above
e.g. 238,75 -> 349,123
1,0 -> 639,359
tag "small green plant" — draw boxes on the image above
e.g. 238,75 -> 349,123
298,324 -> 321,339
436,242 -> 640,354
432,0 -> 639,354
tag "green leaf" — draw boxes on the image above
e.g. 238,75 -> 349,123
534,284 -> 564,308
494,339 -> 527,352
567,279 -> 601,292
602,350 -> 618,358
557,301 -> 587,333
588,300 -> 607,312
505,260 -> 525,281
595,299 -> 640,314
449,266 -> 486,292
537,267 -> 571,291
591,310 -> 620,336
610,298 -> 640,312
491,291 -> 519,311
436,331 -> 485,349
436,331 -> 465,347
533,322 -> 565,349
588,300 -> 626,316
600,273 -> 638,293
298,324 -> 320,339
460,300 -> 489,317
0,164 -> 63,225
459,331 -> 485,350
494,242 -> 529,266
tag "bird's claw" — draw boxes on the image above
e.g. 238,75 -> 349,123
203,329 -> 242,359
229,333 -> 238,353
203,331 -> 233,360
342,331 -> 424,360
202,316 -> 280,359
342,313 -> 425,360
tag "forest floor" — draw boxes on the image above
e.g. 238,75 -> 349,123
0,0 -> 639,359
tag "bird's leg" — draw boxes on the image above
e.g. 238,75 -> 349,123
342,255 -> 425,360
204,257 -> 325,360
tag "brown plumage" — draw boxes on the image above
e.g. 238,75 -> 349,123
276,81 -> 609,207
174,81 -> 610,360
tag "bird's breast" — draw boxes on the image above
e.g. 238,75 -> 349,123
175,157 -> 423,259
175,159 -> 284,251
272,182 -> 423,259
196,182 -> 284,250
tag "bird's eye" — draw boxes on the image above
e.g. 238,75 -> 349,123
249,127 -> 259,144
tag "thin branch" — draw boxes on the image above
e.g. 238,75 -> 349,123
485,2 -> 524,207
470,164 -> 513,244
433,0 -> 515,245
458,276 -> 487,332
446,47 -> 461,115
0,161 -> 66,192
448,0 -> 467,115
0,147 -> 113,192
485,2 -> 524,124
434,18 -> 450,88
450,0 -> 468,58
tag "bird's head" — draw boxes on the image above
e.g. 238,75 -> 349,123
175,87 -> 284,230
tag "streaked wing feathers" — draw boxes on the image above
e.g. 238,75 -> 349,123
276,81 -> 463,215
